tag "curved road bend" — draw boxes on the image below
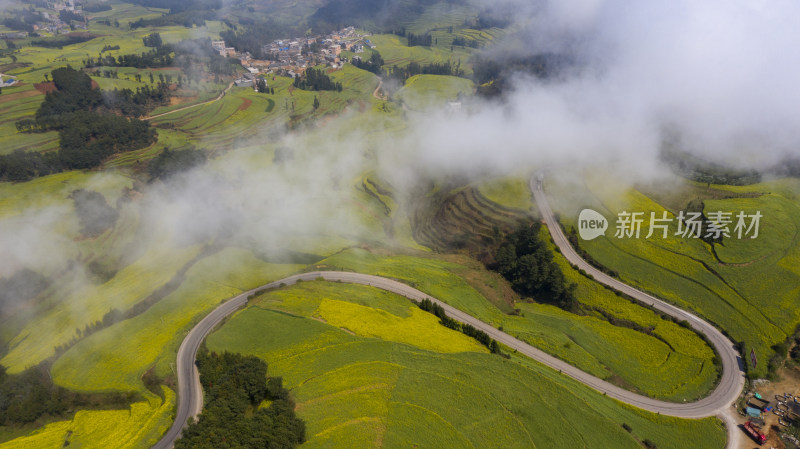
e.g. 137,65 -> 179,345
531,175 -> 746,447
153,180 -> 746,449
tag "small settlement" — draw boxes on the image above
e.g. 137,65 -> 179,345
0,0 -> 87,39
217,26 -> 374,88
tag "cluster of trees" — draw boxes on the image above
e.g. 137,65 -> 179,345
406,32 -> 433,47
130,10 -> 216,29
0,363 -> 136,426
83,3 -> 113,12
31,33 -> 96,49
107,84 -> 173,115
173,39 -> 238,76
84,38 -> 236,77
495,223 -> 578,311
660,148 -> 762,186
58,9 -> 85,24
418,298 -> 501,354
255,78 -> 275,94
293,68 -> 342,92
101,44 -> 120,53
219,20 -> 297,59
147,146 -> 207,181
71,189 -> 119,237
308,0 -> 403,33
2,66 -> 157,181
57,111 -> 156,169
351,51 -> 384,74
472,53 -> 572,97
129,0 -> 221,13
128,0 -> 221,28
175,351 -> 306,449
386,60 -> 464,81
451,36 -> 479,48
142,32 -> 163,48
465,9 -> 513,30
96,18 -> 120,28
0,150 -> 59,181
85,44 -> 173,69
1,7 -> 43,33
0,269 -> 49,317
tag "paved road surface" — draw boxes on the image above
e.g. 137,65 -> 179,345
153,177 -> 745,449
531,174 -> 745,447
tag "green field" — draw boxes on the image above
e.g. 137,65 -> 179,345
477,175 -> 534,211
394,74 -> 473,110
315,246 -> 718,401
206,281 -> 726,449
546,171 -> 800,377
0,2 -> 769,447
50,247 -> 306,393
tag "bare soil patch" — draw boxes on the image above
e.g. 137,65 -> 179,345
0,86 -> 41,103
34,82 -> 57,94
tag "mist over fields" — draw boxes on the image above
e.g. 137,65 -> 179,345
397,0 -> 800,178
2,0 -> 800,345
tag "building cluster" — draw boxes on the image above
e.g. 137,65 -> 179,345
212,26 -> 375,88
0,74 -> 19,87
0,0 -> 86,39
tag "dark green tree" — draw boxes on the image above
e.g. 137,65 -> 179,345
142,32 -> 162,47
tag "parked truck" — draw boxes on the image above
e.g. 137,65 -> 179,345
744,421 -> 767,445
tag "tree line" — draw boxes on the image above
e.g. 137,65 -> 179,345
147,146 -> 208,181
1,7 -> 43,33
472,53 -> 573,97
351,50 -> 384,75
85,43 -> 173,69
385,60 -> 464,81
293,68 -> 342,92
84,38 -> 236,78
451,36 -> 479,48
127,0 -> 222,29
406,32 -> 433,47
31,33 -> 97,49
219,19 -> 299,59
175,350 -> 306,449
495,223 -> 578,311
418,298 -> 502,354
0,363 -> 137,426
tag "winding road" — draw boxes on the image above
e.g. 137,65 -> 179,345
153,176 -> 745,449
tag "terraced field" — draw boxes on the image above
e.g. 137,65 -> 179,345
150,65 -> 381,150
410,185 -> 530,254
547,172 -> 800,378
206,281 -> 726,449
0,82 -> 59,155
368,34 -> 474,72
0,389 -> 174,449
